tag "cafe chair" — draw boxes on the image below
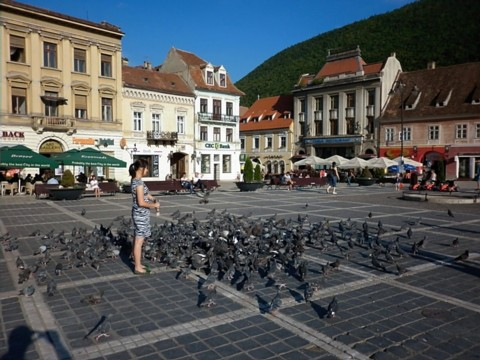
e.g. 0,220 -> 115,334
1,182 -> 18,196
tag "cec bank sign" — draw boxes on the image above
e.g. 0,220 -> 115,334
203,142 -> 230,150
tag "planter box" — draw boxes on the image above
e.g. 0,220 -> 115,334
356,177 -> 377,186
235,182 -> 265,192
49,187 -> 84,200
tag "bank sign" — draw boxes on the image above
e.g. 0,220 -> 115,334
203,142 -> 231,150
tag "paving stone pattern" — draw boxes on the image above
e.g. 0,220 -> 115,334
0,183 -> 479,359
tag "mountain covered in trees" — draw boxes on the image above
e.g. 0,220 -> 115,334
235,0 -> 480,107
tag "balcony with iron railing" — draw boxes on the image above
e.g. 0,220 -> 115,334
197,112 -> 239,123
146,130 -> 178,144
31,116 -> 76,134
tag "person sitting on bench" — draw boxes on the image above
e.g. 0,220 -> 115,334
192,172 -> 205,193
180,172 -> 194,193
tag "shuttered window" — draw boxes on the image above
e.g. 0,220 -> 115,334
10,35 -> 25,63
101,54 -> 112,77
74,48 -> 86,73
75,94 -> 87,119
11,87 -> 27,114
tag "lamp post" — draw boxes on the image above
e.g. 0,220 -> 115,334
390,81 -> 406,174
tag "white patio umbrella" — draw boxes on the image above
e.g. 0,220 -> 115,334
293,155 -> 325,167
338,157 -> 369,169
366,157 -> 398,169
392,157 -> 423,167
324,155 -> 349,165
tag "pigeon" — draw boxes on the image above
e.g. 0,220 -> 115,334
395,261 -> 407,275
33,245 -> 47,256
406,227 -> 413,239
16,256 -> 26,269
199,286 -> 217,308
94,315 -> 111,342
304,282 -> 314,303
447,209 -> 454,218
18,268 -> 32,284
454,250 -> 469,262
81,209 -> 86,216
46,279 -> 57,296
417,235 -> 427,248
371,255 -> 386,272
55,263 -> 63,276
326,296 -> 338,318
451,237 -> 459,247
269,287 -> 282,314
368,212 -> 373,218
20,285 -> 35,297
81,290 -> 105,305
411,241 -> 419,255
304,203 -> 309,209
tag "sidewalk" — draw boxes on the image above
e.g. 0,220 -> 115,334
0,183 -> 479,359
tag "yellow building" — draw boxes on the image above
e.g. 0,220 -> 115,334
0,1 -> 124,180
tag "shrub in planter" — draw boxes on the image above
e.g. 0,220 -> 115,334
254,164 -> 262,182
60,169 -> 75,188
360,167 -> 373,178
243,157 -> 254,182
236,157 -> 264,191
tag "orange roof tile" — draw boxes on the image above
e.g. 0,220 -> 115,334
316,57 -> 367,78
122,66 -> 194,97
240,95 -> 293,132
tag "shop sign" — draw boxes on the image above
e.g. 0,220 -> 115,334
204,142 -> 231,150
73,137 -> 95,145
305,136 -> 362,144
39,140 -> 63,153
97,138 -> 115,146
2,131 -> 25,139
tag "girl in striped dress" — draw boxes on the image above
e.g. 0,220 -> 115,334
130,159 -> 160,274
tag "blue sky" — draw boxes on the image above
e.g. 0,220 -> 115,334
21,0 -> 416,82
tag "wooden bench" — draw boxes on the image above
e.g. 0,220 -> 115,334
266,177 -> 328,190
98,182 -> 120,195
34,183 -> 59,198
144,179 -> 221,195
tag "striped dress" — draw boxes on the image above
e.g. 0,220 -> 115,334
131,178 -> 152,238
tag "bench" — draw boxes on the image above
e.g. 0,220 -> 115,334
144,179 -> 221,195
34,183 -> 59,198
83,182 -> 120,196
266,177 -> 328,190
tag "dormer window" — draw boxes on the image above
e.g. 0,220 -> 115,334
435,89 -> 452,107
219,73 -> 226,87
470,85 -> 480,105
404,86 -> 420,110
206,70 -> 213,85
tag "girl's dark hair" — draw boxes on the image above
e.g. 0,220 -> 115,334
129,158 -> 149,177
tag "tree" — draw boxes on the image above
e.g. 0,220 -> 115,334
60,169 -> 75,188
243,157 -> 254,182
254,164 -> 262,182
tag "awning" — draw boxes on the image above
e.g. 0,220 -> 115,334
0,145 -> 58,168
40,95 -> 68,105
53,147 -> 126,167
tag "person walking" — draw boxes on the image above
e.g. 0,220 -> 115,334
326,162 -> 339,194
129,159 -> 160,274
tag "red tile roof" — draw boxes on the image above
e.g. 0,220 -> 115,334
316,57 -> 367,78
240,95 -> 293,132
382,62 -> 480,121
122,66 -> 194,97
172,48 -> 244,96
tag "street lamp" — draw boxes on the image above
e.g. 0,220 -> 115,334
390,81 -> 406,174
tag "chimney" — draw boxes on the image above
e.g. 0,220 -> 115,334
427,61 -> 436,70
122,57 -> 129,66
390,52 -> 396,58
144,61 -> 152,70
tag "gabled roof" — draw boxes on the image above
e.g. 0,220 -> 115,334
316,56 -> 367,78
122,66 -> 194,97
383,62 -> 480,120
240,95 -> 293,132
170,48 -> 244,96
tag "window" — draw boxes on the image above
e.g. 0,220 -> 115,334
315,97 -> 323,111
44,91 -> 58,116
222,154 -> 231,173
368,89 -> 376,105
101,98 -> 113,121
402,127 -> 412,141
132,154 -> 159,177
133,111 -> 142,131
213,100 -> 221,120
213,127 -> 221,141
152,113 -> 161,131
200,98 -> 208,113
330,119 -> 338,135
456,124 -> 467,139
346,119 -> 356,135
11,88 -> 27,114
265,137 -> 272,149
240,138 -> 245,150
177,115 -> 185,134
476,124 -> 480,138
346,93 -> 355,108
428,125 -> 439,140
206,70 -> 213,85
253,137 -> 259,149
201,154 -> 210,174
10,35 -> 25,63
101,54 -> 112,77
200,126 -> 208,141
226,102 -> 233,116
315,121 -> 323,136
219,73 -> 226,87
279,135 -> 286,148
74,94 -> 87,119
330,95 -> 338,109
74,48 -> 86,73
385,128 -> 394,142
43,42 -> 57,68
226,128 -> 233,142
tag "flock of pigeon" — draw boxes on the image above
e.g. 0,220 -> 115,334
0,204 -> 469,341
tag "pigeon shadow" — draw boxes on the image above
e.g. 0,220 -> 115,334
288,288 -> 304,303
197,291 -> 207,307
255,294 -> 271,314
310,301 -> 328,319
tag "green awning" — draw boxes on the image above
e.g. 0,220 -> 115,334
0,145 -> 58,168
53,147 -> 126,167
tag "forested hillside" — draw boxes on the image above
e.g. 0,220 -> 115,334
235,0 -> 480,107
